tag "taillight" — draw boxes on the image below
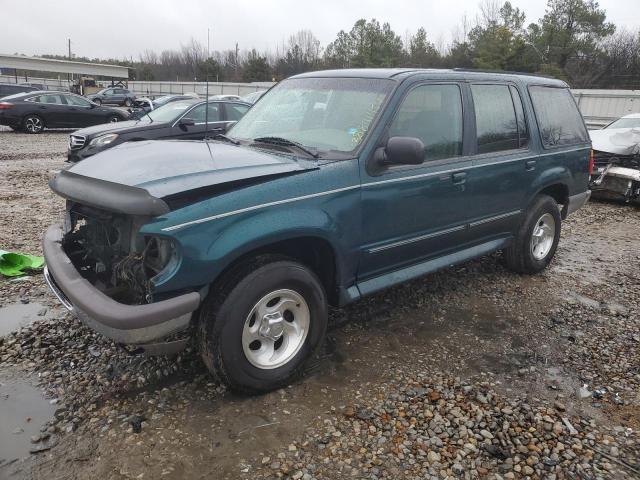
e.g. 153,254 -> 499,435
588,149 -> 595,176
0,102 -> 13,110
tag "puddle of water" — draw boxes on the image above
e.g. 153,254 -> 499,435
0,302 -> 53,337
0,376 -> 56,462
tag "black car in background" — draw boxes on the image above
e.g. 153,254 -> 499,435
129,94 -> 198,119
0,91 -> 130,133
87,87 -> 136,106
0,83 -> 38,97
67,99 -> 251,162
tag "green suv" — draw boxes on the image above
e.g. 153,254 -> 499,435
44,69 -> 591,393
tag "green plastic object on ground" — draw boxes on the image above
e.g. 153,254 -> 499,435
0,250 -> 45,277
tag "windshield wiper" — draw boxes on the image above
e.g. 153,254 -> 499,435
213,133 -> 240,145
252,136 -> 319,158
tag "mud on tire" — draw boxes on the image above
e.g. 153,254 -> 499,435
504,194 -> 561,274
198,255 -> 328,394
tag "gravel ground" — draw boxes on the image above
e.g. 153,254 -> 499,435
0,129 -> 638,479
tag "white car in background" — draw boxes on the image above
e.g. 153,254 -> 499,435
589,113 -> 640,204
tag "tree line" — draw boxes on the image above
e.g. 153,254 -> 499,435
9,0 -> 640,89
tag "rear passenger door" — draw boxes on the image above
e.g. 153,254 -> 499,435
466,83 -> 531,240
31,94 -> 69,127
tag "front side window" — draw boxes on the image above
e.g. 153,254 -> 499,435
187,103 -> 221,123
226,103 -> 249,121
65,95 -> 92,107
529,86 -> 589,148
230,77 -> 395,154
388,84 -> 463,162
471,84 -> 520,154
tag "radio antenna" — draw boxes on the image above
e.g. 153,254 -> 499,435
205,27 -> 210,140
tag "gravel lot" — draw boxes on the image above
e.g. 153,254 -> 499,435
0,128 -> 638,479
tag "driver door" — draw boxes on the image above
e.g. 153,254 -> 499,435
357,82 -> 475,284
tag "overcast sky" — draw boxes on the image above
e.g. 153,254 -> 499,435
3,0 -> 639,60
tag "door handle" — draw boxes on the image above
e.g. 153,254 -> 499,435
451,172 -> 467,184
525,160 -> 537,171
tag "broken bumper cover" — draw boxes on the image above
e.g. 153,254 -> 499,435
565,190 -> 591,216
43,224 -> 201,346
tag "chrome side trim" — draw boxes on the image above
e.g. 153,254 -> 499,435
161,185 -> 361,232
367,225 -> 467,254
469,210 -> 521,228
161,146 -> 587,231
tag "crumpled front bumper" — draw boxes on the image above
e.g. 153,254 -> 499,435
43,224 -> 201,349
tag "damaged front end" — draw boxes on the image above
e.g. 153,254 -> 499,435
43,170 -> 201,353
61,203 -> 177,306
590,128 -> 640,204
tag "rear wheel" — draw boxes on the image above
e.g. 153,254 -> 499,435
23,115 -> 44,134
108,115 -> 120,123
93,98 -> 102,106
504,194 -> 561,274
124,98 -> 132,107
198,255 -> 328,394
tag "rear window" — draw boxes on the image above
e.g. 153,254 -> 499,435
529,86 -> 589,148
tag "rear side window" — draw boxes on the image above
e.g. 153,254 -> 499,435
471,84 -> 522,154
529,86 -> 589,148
389,84 -> 463,162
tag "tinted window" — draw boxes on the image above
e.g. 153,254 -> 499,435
388,84 -> 463,161
529,86 -> 589,148
187,103 -> 221,123
510,86 -> 529,148
226,103 -> 249,121
65,95 -> 92,107
34,94 -> 65,105
471,84 -> 520,154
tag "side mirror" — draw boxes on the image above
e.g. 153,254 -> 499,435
376,136 -> 425,166
179,118 -> 195,128
224,121 -> 237,132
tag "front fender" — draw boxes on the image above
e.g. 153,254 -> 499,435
155,206 -> 356,294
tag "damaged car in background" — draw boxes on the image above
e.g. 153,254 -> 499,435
589,114 -> 640,204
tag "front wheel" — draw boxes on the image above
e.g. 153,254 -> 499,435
199,256 -> 328,394
504,194 -> 561,274
124,98 -> 132,107
23,115 -> 44,134
108,115 -> 120,123
93,98 -> 102,106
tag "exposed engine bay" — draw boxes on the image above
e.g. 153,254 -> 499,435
61,203 -> 175,305
590,128 -> 640,204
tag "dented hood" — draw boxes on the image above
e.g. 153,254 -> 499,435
590,128 -> 640,156
64,140 -> 316,198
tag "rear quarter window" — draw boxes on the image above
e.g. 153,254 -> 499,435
529,86 -> 589,148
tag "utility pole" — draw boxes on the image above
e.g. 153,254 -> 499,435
205,27 -> 210,136
67,38 -> 72,87
235,42 -> 239,80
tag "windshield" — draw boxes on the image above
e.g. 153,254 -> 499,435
229,77 -> 395,154
605,117 -> 640,129
142,100 -> 196,123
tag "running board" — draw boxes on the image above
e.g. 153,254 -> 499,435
355,237 -> 511,299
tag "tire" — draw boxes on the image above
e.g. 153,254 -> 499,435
93,98 -> 102,105
108,115 -> 120,123
504,194 -> 561,274
124,98 -> 132,107
22,115 -> 45,134
198,255 -> 328,394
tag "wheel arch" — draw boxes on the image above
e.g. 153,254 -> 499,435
211,234 -> 342,306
